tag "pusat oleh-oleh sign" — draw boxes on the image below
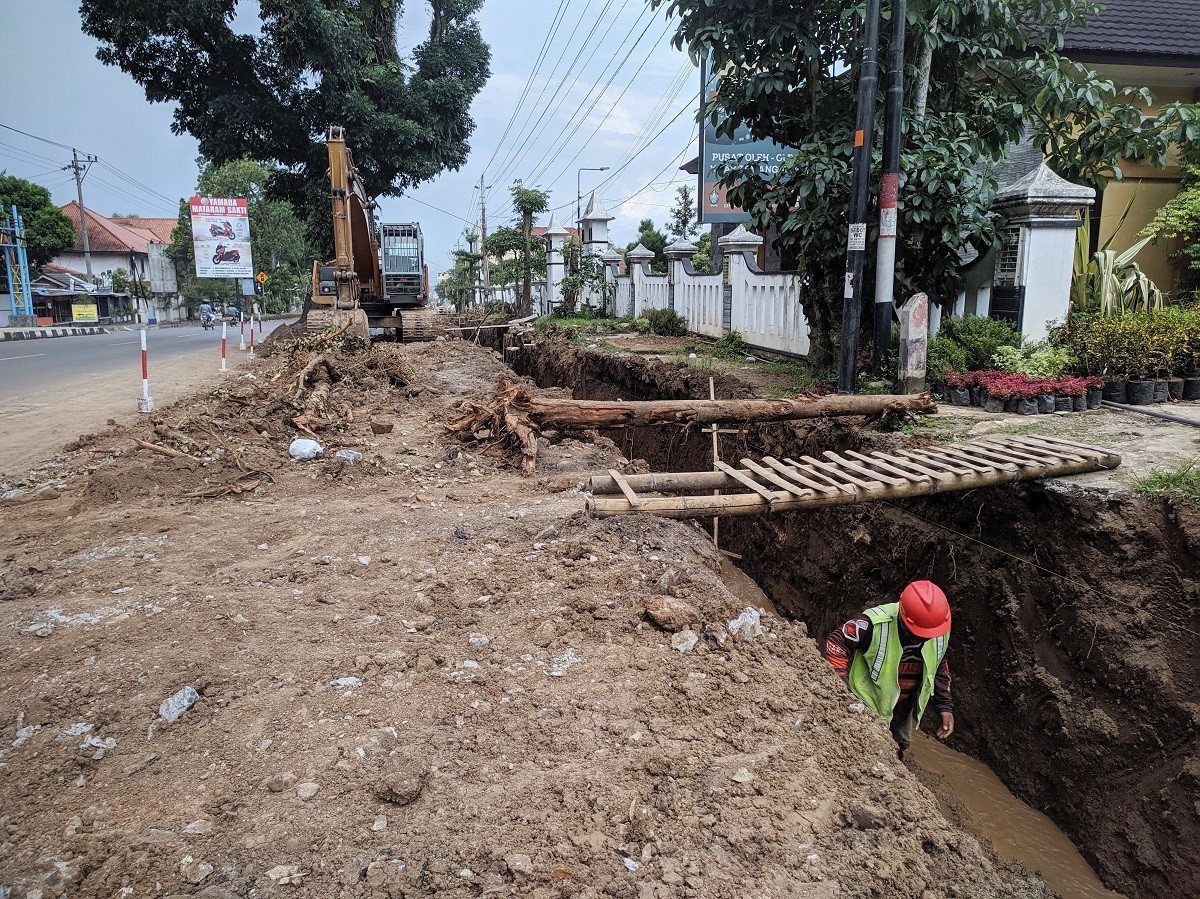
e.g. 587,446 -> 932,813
189,197 -> 254,278
698,54 -> 796,224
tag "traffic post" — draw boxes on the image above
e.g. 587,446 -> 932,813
220,321 -> 228,377
137,329 -> 154,413
238,312 -> 247,351
248,317 -> 256,360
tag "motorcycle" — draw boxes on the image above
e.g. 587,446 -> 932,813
200,312 -> 216,330
212,245 -> 241,265
209,221 -> 236,239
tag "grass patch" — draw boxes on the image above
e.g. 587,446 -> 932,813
534,314 -> 631,334
894,415 -> 966,441
1132,461 -> 1200,500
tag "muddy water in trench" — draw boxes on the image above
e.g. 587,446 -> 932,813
714,561 -> 1121,899
910,735 -> 1123,899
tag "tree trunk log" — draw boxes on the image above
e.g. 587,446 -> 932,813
524,393 -> 936,429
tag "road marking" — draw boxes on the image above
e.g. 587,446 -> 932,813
106,341 -> 138,346
0,353 -> 47,362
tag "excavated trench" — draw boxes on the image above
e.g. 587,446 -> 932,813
499,335 -> 1200,899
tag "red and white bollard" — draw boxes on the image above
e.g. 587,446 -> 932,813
248,317 -> 256,360
137,329 -> 155,412
238,313 -> 247,351
220,321 -> 228,377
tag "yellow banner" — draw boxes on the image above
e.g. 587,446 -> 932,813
72,304 -> 99,323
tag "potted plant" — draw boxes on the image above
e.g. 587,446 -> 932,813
943,370 -> 972,406
1084,375 -> 1105,409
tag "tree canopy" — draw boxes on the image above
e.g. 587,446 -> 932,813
0,174 -> 77,268
652,0 -> 1200,365
81,0 -> 491,248
668,185 -> 698,241
626,218 -> 668,274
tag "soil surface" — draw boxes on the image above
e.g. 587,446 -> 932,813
502,333 -> 1200,899
0,339 -> 1045,898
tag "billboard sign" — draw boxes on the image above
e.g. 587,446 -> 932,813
71,303 -> 99,323
189,197 -> 254,278
698,54 -> 796,224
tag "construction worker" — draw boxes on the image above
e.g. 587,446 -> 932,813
825,580 -> 954,758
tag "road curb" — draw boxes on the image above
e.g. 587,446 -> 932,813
1,326 -> 110,342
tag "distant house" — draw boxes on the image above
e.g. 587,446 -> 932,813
1061,0 -> 1200,292
28,262 -> 132,325
55,202 -> 184,323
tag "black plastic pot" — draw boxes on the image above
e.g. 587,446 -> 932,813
1125,380 -> 1154,405
1086,388 -> 1103,410
1054,396 -> 1073,412
983,397 -> 1004,414
1167,378 -> 1185,401
969,386 -> 982,406
1017,398 -> 1038,415
1102,380 -> 1128,403
949,388 -> 970,406
1152,380 -> 1169,404
1184,378 -> 1200,401
1038,394 -> 1055,414
1073,396 -> 1087,412
1004,397 -> 1019,413
979,387 -> 990,407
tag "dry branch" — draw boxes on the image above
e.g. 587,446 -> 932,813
133,438 -> 194,460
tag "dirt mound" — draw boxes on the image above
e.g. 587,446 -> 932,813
0,340 -> 1043,898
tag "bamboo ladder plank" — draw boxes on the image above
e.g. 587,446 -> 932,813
918,446 -> 1009,474
799,454 -> 883,491
872,452 -> 959,481
762,457 -> 843,495
782,457 -> 861,495
1004,434 -> 1098,462
822,451 -> 909,487
607,469 -> 645,509
716,460 -> 784,504
894,449 -> 975,476
740,458 -> 814,498
948,443 -> 1040,469
845,450 -> 932,484
972,440 -> 1067,467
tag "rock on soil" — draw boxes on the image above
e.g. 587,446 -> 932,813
0,340 -> 1045,898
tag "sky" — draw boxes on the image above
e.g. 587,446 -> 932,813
0,0 -> 701,279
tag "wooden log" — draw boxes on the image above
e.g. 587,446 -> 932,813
524,393 -> 937,429
587,454 -> 1118,519
133,438 -> 193,459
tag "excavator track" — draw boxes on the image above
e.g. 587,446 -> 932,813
397,308 -> 442,342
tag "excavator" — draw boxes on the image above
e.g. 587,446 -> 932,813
307,126 -> 438,341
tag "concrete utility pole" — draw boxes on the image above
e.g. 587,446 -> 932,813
69,148 -> 97,278
479,175 -> 491,306
872,0 -> 909,375
837,0 -> 883,394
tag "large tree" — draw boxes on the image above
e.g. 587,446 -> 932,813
653,0 -> 1200,366
81,0 -> 490,251
0,174 -> 76,268
508,183 -> 550,315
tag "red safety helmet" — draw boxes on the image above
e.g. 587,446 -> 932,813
898,580 -> 951,638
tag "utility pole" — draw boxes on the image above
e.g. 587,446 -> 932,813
479,175 -> 491,306
872,0 -> 908,374
837,0 -> 883,394
69,148 -> 97,279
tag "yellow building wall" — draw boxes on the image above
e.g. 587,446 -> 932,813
1094,81 -> 1192,296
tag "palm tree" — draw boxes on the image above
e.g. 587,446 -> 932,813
509,182 -> 550,315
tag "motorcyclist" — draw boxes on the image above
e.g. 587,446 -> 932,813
199,302 -> 214,328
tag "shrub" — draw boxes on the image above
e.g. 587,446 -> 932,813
641,307 -> 688,337
927,334 -> 967,387
1052,307 -> 1200,378
938,315 -> 1021,372
710,330 -> 749,359
992,343 -> 1076,378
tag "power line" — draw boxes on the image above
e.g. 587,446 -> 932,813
489,0 -> 634,192
405,194 -> 479,226
0,122 -> 73,151
487,0 -> 624,192
94,160 -> 178,207
479,0 -> 573,178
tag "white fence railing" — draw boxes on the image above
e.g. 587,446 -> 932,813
675,272 -> 724,338
731,273 -> 809,357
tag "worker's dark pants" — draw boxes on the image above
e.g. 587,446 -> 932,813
890,711 -> 914,759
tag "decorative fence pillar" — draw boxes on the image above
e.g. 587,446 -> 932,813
602,249 -> 623,318
718,226 -> 763,333
990,164 -> 1095,343
627,243 -> 655,317
544,212 -> 568,315
665,239 -> 698,313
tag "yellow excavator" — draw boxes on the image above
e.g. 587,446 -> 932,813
307,126 -> 439,341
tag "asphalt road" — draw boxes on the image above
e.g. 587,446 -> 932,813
0,321 -> 291,396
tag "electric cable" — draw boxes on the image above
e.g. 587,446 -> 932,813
488,0 -> 635,193
0,122 -> 73,151
479,0 -> 573,178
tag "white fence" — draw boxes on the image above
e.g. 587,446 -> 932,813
674,271 -> 724,338
732,272 -> 810,356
